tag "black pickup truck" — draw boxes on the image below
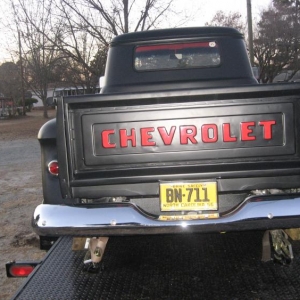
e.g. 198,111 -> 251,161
33,27 -> 300,238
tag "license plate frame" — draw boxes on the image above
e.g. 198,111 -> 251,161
160,181 -> 218,212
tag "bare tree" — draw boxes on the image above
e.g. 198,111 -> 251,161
48,2 -> 108,82
11,0 -> 66,117
19,0 -> 184,94
205,10 -> 246,35
253,1 -> 299,83
0,62 -> 23,111
59,0 -> 178,45
48,0 -> 182,71
4,0 -> 190,114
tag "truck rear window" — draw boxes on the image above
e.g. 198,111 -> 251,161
134,41 -> 220,71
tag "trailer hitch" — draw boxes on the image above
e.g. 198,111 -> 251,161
262,229 -> 293,265
83,237 -> 109,273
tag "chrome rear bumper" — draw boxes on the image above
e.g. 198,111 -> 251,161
32,194 -> 300,236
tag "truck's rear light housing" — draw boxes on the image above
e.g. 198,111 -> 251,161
48,160 -> 59,176
6,261 -> 39,277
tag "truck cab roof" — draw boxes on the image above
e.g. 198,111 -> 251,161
102,26 -> 257,94
110,27 -> 243,45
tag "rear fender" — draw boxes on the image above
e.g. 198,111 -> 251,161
38,119 -> 74,205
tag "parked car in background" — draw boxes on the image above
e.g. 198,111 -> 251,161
273,70 -> 294,83
289,70 -> 300,83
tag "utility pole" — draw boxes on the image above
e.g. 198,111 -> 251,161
18,31 -> 26,116
247,0 -> 254,66
295,0 -> 299,71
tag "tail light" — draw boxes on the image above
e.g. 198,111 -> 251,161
6,261 -> 39,277
48,160 -> 59,176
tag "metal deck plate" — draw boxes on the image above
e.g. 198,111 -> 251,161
12,231 -> 300,299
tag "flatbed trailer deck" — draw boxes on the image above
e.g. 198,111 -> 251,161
11,231 -> 300,300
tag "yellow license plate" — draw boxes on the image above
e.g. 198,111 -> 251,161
160,181 -> 218,212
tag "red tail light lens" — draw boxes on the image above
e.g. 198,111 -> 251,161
48,160 -> 59,176
8,265 -> 35,277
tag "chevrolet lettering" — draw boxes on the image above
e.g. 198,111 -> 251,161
99,119 -> 278,149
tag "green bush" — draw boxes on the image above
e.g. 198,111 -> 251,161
18,98 -> 38,112
25,98 -> 38,106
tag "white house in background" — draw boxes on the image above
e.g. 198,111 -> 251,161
31,87 -> 55,107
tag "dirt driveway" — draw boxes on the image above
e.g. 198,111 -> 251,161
0,110 -> 56,300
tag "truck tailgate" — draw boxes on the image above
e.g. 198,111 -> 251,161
56,84 -> 300,199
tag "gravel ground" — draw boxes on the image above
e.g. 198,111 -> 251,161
0,110 -> 56,300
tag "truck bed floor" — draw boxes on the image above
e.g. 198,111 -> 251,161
12,231 -> 300,300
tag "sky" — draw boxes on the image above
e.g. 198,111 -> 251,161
0,0 -> 272,63
183,0 -> 272,25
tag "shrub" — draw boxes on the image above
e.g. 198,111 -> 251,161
18,98 -> 38,111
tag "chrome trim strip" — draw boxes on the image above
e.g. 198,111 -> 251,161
32,194 -> 300,236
